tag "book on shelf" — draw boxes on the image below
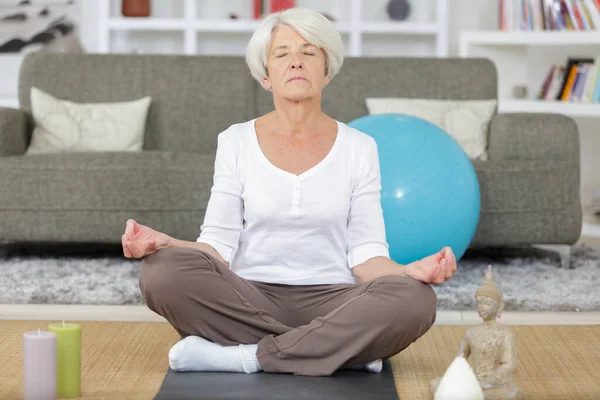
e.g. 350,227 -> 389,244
536,55 -> 600,102
253,0 -> 295,19
499,0 -> 600,31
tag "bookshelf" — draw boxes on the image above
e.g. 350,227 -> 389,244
460,30 -> 600,47
498,100 -> 600,117
105,17 -> 352,33
460,30 -> 600,118
460,0 -> 600,117
96,0 -> 450,57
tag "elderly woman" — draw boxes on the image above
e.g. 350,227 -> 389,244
122,7 -> 457,377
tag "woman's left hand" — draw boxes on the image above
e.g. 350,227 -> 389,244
402,246 -> 457,284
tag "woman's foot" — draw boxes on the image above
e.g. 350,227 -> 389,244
168,335 -> 382,374
346,359 -> 383,373
168,335 -> 262,373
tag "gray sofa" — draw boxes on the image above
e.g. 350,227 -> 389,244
0,53 -> 582,265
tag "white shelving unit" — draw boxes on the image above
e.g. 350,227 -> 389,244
461,30 -> 600,47
498,100 -> 600,117
459,30 -> 600,118
96,0 -> 449,57
105,16 -> 351,33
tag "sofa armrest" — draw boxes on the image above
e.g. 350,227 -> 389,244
0,107 -> 30,156
488,113 -> 579,163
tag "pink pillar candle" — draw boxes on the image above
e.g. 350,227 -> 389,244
23,329 -> 57,400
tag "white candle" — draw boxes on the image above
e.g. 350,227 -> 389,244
23,330 -> 57,400
434,356 -> 484,400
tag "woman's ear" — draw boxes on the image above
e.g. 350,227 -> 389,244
260,77 -> 273,92
261,72 -> 272,90
498,300 -> 505,315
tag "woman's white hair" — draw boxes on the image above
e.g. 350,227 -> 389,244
245,7 -> 345,85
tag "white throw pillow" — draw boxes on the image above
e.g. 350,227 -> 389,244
365,97 -> 497,160
25,86 -> 152,154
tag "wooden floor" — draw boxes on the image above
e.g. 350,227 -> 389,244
1,320 -> 599,399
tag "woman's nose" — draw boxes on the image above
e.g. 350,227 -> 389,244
291,61 -> 303,69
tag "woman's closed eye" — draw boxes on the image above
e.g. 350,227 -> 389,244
276,52 -> 314,57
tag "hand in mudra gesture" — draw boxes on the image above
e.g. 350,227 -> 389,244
403,246 -> 457,284
121,219 -> 168,259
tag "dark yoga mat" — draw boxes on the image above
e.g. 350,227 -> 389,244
154,360 -> 399,400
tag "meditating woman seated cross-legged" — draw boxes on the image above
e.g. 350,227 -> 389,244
121,7 -> 457,377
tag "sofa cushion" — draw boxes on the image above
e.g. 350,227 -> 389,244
473,159 -> 580,213
471,159 -> 581,245
0,151 -> 215,211
26,87 -> 152,154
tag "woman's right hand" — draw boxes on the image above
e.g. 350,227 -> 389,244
122,219 -> 170,258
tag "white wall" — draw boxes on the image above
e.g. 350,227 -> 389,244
448,0 -> 498,56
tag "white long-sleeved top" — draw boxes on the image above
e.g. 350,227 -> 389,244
196,118 -> 390,285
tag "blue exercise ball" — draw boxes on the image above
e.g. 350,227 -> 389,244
348,113 -> 481,265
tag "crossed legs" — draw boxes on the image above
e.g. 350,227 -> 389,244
139,247 -> 437,376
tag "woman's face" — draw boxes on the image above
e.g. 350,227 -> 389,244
262,24 -> 330,101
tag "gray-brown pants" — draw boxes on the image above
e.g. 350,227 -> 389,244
139,247 -> 437,376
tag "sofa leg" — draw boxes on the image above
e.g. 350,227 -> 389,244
533,244 -> 571,268
556,245 -> 571,269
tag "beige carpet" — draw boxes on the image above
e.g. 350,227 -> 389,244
1,320 -> 599,399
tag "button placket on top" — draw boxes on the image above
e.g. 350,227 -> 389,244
291,177 -> 302,215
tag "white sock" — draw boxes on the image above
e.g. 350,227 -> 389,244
168,335 -> 262,373
346,359 -> 383,373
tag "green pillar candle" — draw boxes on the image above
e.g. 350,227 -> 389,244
48,322 -> 81,398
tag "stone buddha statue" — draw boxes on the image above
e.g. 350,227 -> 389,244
430,266 -> 524,400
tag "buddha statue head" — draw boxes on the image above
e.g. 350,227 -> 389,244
475,265 -> 504,322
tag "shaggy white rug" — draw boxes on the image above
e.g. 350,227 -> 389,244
2,244 -> 599,311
